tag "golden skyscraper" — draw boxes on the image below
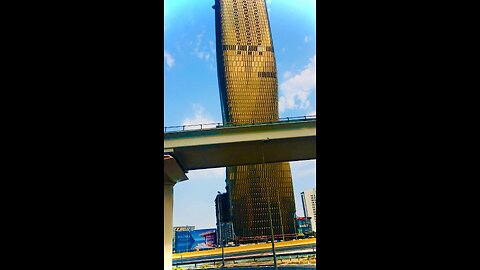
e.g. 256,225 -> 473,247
213,0 -> 296,241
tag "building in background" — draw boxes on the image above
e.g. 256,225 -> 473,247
295,216 -> 314,238
215,191 -> 235,245
301,187 -> 317,232
213,0 -> 296,243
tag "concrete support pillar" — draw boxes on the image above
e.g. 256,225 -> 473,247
164,182 -> 175,270
163,154 -> 188,270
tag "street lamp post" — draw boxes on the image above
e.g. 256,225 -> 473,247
293,213 -> 298,240
216,192 -> 225,267
277,190 -> 285,242
261,140 -> 278,270
266,189 -> 278,269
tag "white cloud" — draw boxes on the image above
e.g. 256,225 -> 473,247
182,104 -> 219,130
164,50 -> 175,69
307,110 -> 316,116
304,36 -> 312,43
279,54 -> 316,113
283,71 -> 292,79
266,0 -> 272,4
192,31 -> 214,62
195,30 -> 204,48
195,51 -> 210,60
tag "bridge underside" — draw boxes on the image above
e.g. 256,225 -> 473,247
169,135 -> 315,171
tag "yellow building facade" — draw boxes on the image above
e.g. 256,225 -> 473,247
213,0 -> 296,240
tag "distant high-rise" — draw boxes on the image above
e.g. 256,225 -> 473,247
213,0 -> 296,241
215,191 -> 235,244
301,188 -> 317,232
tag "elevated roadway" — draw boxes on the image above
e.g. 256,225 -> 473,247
163,118 -> 317,270
164,118 -> 316,171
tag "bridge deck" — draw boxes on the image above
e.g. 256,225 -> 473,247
164,119 -> 316,171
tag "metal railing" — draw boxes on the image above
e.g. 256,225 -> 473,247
164,115 -> 316,133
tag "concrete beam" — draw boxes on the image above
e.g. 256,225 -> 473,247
164,120 -> 316,171
164,155 -> 188,184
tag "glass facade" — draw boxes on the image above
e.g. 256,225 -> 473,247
213,0 -> 296,240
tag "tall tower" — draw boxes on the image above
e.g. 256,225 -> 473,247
301,187 -> 317,232
213,0 -> 296,241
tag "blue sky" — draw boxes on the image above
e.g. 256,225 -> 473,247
164,0 -> 316,229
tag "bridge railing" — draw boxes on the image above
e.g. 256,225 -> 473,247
164,115 -> 316,133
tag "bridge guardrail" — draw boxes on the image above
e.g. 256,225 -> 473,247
164,115 -> 316,133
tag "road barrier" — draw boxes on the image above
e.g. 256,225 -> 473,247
164,115 -> 316,133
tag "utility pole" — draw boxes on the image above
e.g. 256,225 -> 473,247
262,141 -> 278,270
216,192 -> 225,267
277,190 -> 285,242
293,213 -> 298,240
266,189 -> 278,269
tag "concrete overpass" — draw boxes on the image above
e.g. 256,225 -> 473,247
163,117 -> 316,270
